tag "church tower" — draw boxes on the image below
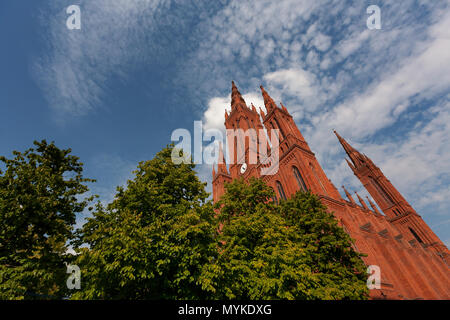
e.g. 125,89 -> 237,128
213,82 -> 342,204
334,131 -> 449,257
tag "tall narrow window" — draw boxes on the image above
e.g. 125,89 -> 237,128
276,181 -> 287,200
270,121 -> 280,141
370,177 -> 394,207
310,163 -> 327,195
270,187 -> 278,205
273,117 -> 285,139
409,227 -> 423,243
293,166 -> 307,191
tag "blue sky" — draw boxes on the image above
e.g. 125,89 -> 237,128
1,0 -> 449,246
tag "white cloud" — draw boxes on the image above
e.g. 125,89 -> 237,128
263,68 -> 323,111
307,9 -> 450,157
309,32 -> 332,52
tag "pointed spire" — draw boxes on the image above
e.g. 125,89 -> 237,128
280,102 -> 288,113
342,185 -> 355,203
225,110 -> 229,120
212,164 -> 216,177
231,81 -> 247,110
334,130 -> 366,168
355,192 -> 369,210
260,85 -> 277,113
366,196 -> 381,215
251,103 -> 257,113
259,107 -> 266,119
217,142 -> 228,174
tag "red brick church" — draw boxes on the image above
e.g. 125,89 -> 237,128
212,82 -> 450,300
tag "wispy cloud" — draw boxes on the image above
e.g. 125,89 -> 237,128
33,0 -> 221,120
192,0 -> 450,231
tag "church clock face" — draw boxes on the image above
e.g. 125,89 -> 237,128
240,163 -> 247,174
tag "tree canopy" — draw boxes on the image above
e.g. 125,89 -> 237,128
71,146 -> 219,299
1,142 -> 368,300
213,177 -> 368,300
0,140 -> 94,299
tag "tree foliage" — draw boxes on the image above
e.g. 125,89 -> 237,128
0,140 -> 94,299
72,145 -> 219,299
1,142 -> 368,300
213,178 -> 368,300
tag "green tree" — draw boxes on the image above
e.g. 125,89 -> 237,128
0,140 -> 94,299
213,178 -> 368,300
72,145 -> 219,299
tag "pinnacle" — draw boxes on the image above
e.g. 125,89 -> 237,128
231,81 -> 247,110
259,85 -> 277,112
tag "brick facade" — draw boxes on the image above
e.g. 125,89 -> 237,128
212,82 -> 450,300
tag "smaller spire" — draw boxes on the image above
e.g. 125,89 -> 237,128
251,103 -> 257,113
280,102 -> 288,113
334,130 -> 365,168
217,142 -> 228,174
212,164 -> 216,177
260,85 -> 277,112
342,185 -> 355,203
366,196 -> 381,215
259,107 -> 266,119
231,81 -> 247,110
225,110 -> 229,120
355,192 -> 369,210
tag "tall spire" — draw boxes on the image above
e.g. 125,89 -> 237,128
231,81 -> 247,110
342,185 -> 355,203
334,130 -> 366,168
260,85 -> 278,113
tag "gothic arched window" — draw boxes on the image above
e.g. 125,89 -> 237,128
409,227 -> 423,243
270,187 -> 278,205
293,166 -> 307,191
276,181 -> 287,200
274,117 -> 285,139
